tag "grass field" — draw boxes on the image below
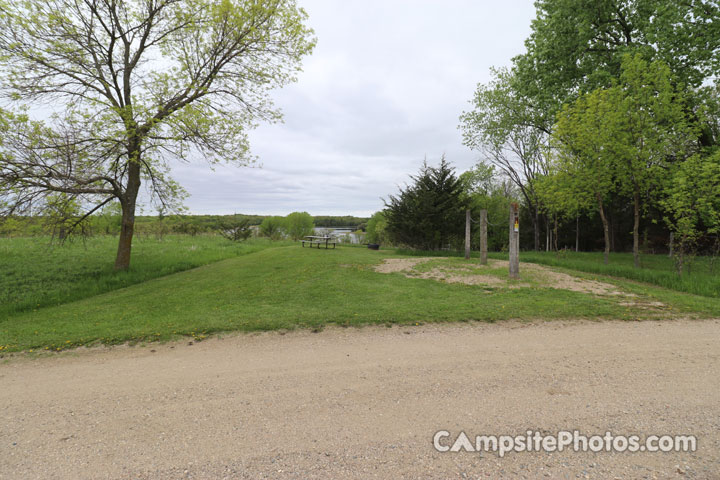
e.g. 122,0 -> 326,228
2,241 -> 720,353
0,235 -> 291,319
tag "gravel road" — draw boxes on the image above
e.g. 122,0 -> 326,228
1,319 -> 719,479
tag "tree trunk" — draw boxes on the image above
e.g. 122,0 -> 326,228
480,209 -> 488,265
575,215 -> 579,252
597,194 -> 610,265
548,219 -> 553,251
114,158 -> 142,271
545,217 -> 550,252
533,208 -> 540,251
677,245 -> 684,276
115,201 -> 135,271
553,215 -> 558,252
633,189 -> 640,268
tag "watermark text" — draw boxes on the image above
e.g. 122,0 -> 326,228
433,430 -> 697,457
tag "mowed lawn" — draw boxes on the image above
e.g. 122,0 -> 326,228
3,245 -> 720,353
0,235 -> 291,319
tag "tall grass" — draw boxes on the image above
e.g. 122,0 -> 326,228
0,235 -> 290,319
515,251 -> 720,298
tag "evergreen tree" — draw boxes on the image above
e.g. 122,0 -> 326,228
384,157 -> 467,250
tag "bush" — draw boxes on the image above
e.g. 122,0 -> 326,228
260,216 -> 286,240
285,211 -> 314,240
218,218 -> 253,242
366,211 -> 388,244
173,221 -> 202,236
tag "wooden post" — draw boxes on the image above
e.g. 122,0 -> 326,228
509,203 -> 519,279
480,209 -> 488,265
464,209 -> 471,259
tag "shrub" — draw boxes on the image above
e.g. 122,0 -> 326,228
218,218 -> 253,242
285,211 -> 314,240
366,211 -> 388,244
260,216 -> 286,240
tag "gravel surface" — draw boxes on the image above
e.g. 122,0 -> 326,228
1,319 -> 719,479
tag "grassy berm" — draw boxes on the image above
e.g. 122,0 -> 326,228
2,242 -> 720,353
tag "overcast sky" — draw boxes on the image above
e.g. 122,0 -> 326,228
170,0 -> 537,217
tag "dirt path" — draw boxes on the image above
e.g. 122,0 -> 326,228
375,257 -> 632,295
2,319 -> 719,479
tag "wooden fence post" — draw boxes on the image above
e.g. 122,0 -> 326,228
465,209 -> 471,259
509,203 -> 519,279
480,209 -> 488,265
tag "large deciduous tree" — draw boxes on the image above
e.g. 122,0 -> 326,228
461,0 -> 720,256
459,68 -> 550,251
553,54 -> 697,266
516,0 -> 720,104
610,55 -> 697,267
0,0 -> 315,270
661,151 -> 720,274
552,87 -> 623,264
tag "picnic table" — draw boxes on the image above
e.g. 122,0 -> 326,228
301,235 -> 337,249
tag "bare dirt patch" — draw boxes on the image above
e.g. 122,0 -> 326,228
415,268 -> 516,287
524,264 -> 626,295
374,257 -> 659,304
373,257 -> 436,273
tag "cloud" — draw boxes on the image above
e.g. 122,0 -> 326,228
171,0 -> 536,216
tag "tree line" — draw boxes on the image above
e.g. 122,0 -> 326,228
456,0 -> 720,271
0,209 -> 368,241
